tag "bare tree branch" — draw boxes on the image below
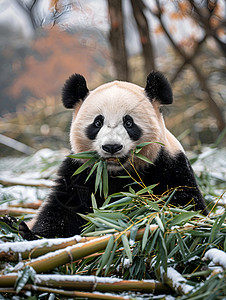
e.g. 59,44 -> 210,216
151,0 -> 225,131
108,0 -> 129,81
130,0 -> 155,75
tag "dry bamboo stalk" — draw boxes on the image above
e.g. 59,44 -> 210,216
0,274 -> 170,294
8,201 -> 42,209
0,177 -> 53,188
27,226 -> 158,273
0,286 -> 129,300
0,208 -> 37,216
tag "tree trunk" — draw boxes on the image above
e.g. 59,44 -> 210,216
108,0 -> 129,81
130,0 -> 155,75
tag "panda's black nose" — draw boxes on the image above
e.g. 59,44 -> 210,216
102,144 -> 123,154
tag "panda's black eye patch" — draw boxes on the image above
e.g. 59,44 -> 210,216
86,115 -> 104,140
123,115 -> 142,141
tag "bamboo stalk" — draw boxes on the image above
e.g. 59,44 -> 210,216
0,274 -> 170,294
8,201 -> 42,209
0,235 -> 96,261
0,208 -> 37,216
0,176 -> 53,188
0,286 -> 129,300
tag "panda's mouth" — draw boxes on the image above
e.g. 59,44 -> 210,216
105,156 -> 128,166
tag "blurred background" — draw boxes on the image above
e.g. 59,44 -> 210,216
0,0 -> 225,156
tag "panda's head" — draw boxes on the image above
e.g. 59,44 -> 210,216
62,72 -> 181,172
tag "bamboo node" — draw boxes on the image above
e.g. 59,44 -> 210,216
66,249 -> 74,263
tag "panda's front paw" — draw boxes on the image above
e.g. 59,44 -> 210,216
0,216 -> 39,241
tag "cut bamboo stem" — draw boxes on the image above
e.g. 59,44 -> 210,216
163,267 -> 193,295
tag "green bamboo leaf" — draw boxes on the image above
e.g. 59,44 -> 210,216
104,241 -> 118,276
91,194 -> 97,211
101,197 -> 133,209
96,235 -> 114,276
102,160 -> 108,198
137,184 -> 157,195
169,211 -> 198,227
155,215 -> 165,233
95,160 -> 103,194
95,217 -> 122,231
159,231 -> 168,272
146,200 -> 160,212
162,189 -> 177,208
142,222 -> 150,252
91,211 -> 125,220
15,266 -> 36,293
145,228 -> 160,255
134,152 -> 154,165
68,151 -> 98,159
208,211 -> 226,243
121,234 -> 133,263
134,142 -> 165,153
129,225 -> 138,246
73,157 -> 97,176
85,162 -> 99,183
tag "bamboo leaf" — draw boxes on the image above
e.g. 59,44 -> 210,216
155,215 -> 165,233
96,235 -> 114,276
104,241 -> 118,276
169,211 -> 198,227
129,225 -> 138,246
15,266 -> 36,293
142,223 -> 150,252
73,158 -> 97,176
91,194 -> 97,211
85,162 -> 99,183
95,160 -> 103,194
208,211 -> 226,243
102,160 -> 108,198
68,151 -> 98,159
101,197 -> 133,209
134,152 -> 154,165
121,234 -> 133,263
137,184 -> 157,195
159,231 -> 168,272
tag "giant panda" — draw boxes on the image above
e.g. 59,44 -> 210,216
17,72 -> 209,239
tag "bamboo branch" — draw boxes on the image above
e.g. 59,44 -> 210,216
0,208 -> 37,216
0,176 -> 53,188
152,0 -> 225,131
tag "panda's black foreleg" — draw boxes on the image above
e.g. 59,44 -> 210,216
0,216 -> 39,240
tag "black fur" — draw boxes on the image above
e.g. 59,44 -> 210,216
145,71 -> 173,104
86,115 -> 104,140
123,115 -> 142,141
62,74 -> 89,108
31,148 -> 208,238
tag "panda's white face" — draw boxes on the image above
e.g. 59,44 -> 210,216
70,81 -> 171,172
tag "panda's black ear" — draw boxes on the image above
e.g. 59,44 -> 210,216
145,71 -> 173,104
62,74 -> 89,108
